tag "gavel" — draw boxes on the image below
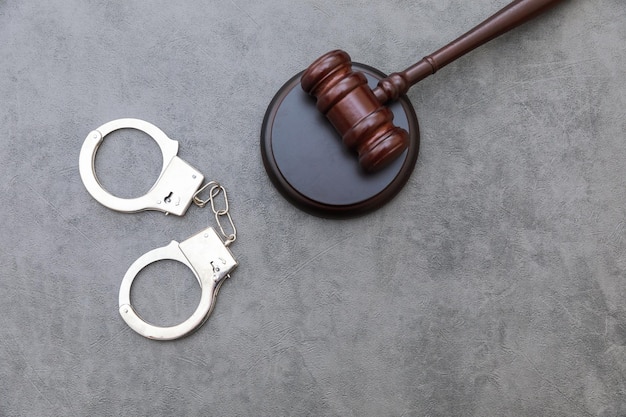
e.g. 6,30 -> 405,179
301,0 -> 566,172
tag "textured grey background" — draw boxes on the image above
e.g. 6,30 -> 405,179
1,0 -> 625,416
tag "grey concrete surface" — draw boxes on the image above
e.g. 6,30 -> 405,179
1,0 -> 625,416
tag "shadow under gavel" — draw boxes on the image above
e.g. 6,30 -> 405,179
301,0 -> 566,172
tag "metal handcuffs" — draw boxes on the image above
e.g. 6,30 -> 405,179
79,118 -> 204,216
79,118 -> 238,340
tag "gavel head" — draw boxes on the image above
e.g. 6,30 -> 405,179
301,50 -> 409,172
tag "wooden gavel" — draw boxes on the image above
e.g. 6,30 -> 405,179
301,0 -> 566,172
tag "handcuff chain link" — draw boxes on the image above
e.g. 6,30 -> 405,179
193,181 -> 237,246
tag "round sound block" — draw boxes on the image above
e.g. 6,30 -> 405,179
261,63 -> 419,218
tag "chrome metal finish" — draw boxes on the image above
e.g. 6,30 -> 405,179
193,181 -> 237,246
79,119 -> 242,340
79,118 -> 204,216
193,180 -> 220,208
119,227 -> 237,340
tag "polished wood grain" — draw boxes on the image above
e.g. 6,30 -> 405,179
301,0 -> 567,172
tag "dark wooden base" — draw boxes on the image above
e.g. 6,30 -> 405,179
261,63 -> 419,218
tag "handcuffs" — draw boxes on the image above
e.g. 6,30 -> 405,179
79,118 -> 238,340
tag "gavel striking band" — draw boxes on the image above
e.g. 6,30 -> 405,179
301,0 -> 567,172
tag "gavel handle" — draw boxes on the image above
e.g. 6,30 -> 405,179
373,0 -> 567,103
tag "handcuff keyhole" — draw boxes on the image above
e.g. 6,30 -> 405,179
164,191 -> 173,203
